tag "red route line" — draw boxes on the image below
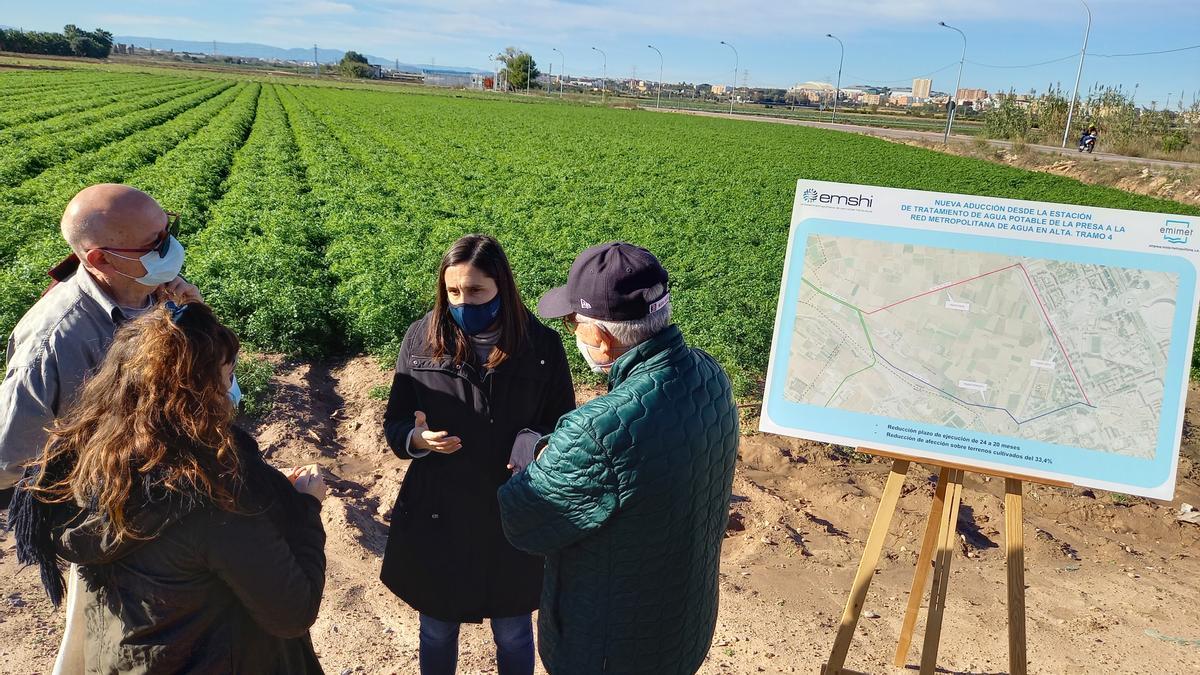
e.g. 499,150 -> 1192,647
1016,263 -> 1092,406
865,264 -> 1020,315
859,261 -> 1092,406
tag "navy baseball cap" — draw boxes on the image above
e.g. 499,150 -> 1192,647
537,242 -> 670,321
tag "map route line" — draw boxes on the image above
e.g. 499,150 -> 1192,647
798,280 -> 878,406
864,264 -> 1020,315
823,310 -> 877,406
804,260 -> 1094,406
1015,262 -> 1093,406
871,348 -> 1096,425
801,269 -> 1097,420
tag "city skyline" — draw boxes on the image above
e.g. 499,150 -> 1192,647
5,1 -> 1198,107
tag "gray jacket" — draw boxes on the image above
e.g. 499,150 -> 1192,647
0,268 -> 127,487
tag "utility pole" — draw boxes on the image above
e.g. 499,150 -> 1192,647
552,48 -> 565,96
938,22 -> 966,144
720,41 -> 738,115
826,34 -> 844,123
313,44 -> 319,77
1061,0 -> 1092,148
548,63 -> 553,96
526,52 -> 531,95
647,45 -> 663,109
592,47 -> 607,105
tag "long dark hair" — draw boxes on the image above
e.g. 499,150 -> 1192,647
26,302 -> 241,543
427,234 -> 528,368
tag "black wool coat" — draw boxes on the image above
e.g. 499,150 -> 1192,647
380,310 -> 575,622
12,427 -> 326,675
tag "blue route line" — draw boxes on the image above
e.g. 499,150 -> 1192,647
871,349 -> 1096,426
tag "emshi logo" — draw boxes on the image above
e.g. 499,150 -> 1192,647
801,188 -> 874,208
1162,219 -> 1192,244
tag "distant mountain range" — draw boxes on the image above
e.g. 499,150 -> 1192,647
112,35 -> 485,74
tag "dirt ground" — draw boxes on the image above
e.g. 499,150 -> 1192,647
4,357 -> 1200,674
893,137 -> 1200,211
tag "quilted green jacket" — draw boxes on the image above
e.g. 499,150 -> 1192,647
498,325 -> 739,675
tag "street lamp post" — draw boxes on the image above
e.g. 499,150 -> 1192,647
938,21 -> 966,145
647,44 -> 664,109
552,47 -> 565,96
1061,0 -> 1092,148
826,33 -> 844,123
591,46 -> 607,104
720,40 -> 738,115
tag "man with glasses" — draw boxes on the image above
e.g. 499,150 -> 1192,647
498,242 -> 740,675
0,183 -> 200,674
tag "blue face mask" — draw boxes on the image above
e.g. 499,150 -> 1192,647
229,374 -> 242,408
449,295 -> 502,336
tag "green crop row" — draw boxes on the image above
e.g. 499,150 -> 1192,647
0,70 -> 138,102
0,82 -> 249,333
0,79 -> 231,187
0,76 -> 192,137
185,84 -> 339,355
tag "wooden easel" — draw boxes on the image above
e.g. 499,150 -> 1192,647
822,448 -> 1065,675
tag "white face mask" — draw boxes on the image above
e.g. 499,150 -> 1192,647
105,236 -> 185,287
229,374 -> 243,408
576,334 -> 616,374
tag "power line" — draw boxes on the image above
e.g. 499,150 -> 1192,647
843,60 -> 959,86
1091,44 -> 1200,58
966,52 -> 1081,69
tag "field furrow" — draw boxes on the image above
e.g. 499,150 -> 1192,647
0,76 -> 192,133
0,82 -> 249,333
127,83 -> 263,230
0,79 -> 233,187
186,83 -> 339,354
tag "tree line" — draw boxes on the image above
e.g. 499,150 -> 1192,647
0,24 -> 114,59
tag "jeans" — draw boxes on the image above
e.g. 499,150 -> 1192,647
418,613 -> 534,675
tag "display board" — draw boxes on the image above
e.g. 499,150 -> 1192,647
760,180 -> 1199,499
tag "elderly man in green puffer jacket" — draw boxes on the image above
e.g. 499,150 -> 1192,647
498,242 -> 739,675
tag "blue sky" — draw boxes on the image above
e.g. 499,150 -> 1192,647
6,1 -> 1198,106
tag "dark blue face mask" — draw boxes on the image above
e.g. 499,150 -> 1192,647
449,295 -> 502,335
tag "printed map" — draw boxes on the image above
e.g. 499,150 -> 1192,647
785,234 -> 1179,459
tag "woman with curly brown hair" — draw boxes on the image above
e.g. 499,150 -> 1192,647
11,301 -> 328,674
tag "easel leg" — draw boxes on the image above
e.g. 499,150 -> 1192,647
894,467 -> 951,667
1005,478 -> 1027,675
919,469 -> 964,675
823,459 -> 910,675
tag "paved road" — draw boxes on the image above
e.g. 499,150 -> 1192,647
646,107 -> 1198,171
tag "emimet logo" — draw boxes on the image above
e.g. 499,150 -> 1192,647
1162,219 -> 1192,244
800,187 -> 874,208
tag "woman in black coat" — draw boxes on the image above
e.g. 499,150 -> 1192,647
381,234 -> 575,675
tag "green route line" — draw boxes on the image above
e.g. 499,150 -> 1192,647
802,277 -> 877,406
802,277 -> 864,313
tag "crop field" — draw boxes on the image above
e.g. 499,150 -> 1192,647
2,66 -> 1197,394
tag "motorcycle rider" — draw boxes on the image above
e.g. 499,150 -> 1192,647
1078,124 -> 1098,152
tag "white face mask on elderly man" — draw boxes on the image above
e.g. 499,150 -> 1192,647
105,236 -> 186,287
576,334 -> 616,374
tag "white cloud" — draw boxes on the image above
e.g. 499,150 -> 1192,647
95,13 -> 201,28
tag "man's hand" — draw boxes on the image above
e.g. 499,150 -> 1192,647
411,411 -> 462,454
157,276 -> 203,304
